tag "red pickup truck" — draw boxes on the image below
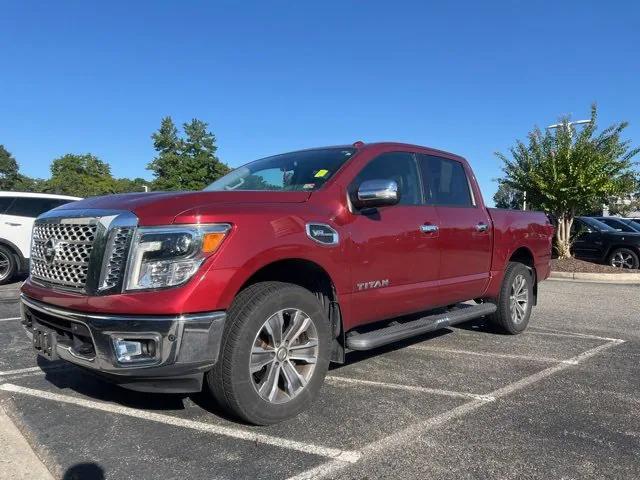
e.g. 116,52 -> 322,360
21,142 -> 553,424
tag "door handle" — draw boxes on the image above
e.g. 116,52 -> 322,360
475,222 -> 489,233
4,222 -> 21,227
420,224 -> 439,234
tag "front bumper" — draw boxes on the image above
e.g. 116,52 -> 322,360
20,294 -> 226,393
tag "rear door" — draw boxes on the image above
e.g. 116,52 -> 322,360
347,151 -> 442,324
418,155 -> 492,304
2,197 -> 71,258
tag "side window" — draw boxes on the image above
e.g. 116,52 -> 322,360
5,197 -> 71,218
0,197 -> 16,214
419,155 -> 473,207
351,152 -> 422,206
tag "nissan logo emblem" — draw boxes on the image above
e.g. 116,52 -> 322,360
43,238 -> 58,265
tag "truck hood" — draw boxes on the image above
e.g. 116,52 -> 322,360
54,190 -> 311,225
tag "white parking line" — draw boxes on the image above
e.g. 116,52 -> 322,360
0,383 -> 361,463
528,327 -> 625,343
290,338 -> 624,480
0,317 -> 20,323
407,345 -> 579,365
326,376 -> 495,402
284,459 -> 348,480
0,367 -> 42,377
0,365 -> 69,379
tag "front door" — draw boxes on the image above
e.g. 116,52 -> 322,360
346,152 -> 441,326
418,155 -> 492,305
571,219 -> 604,259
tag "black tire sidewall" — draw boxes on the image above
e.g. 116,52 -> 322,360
0,245 -> 17,285
608,248 -> 640,269
216,283 -> 331,425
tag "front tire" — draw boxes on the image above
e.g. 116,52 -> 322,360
487,262 -> 534,334
206,281 -> 331,425
0,245 -> 17,285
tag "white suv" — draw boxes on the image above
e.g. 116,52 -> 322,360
0,192 -> 81,284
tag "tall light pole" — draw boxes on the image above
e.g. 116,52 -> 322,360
547,119 -> 591,131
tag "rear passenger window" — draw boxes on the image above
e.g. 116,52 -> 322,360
5,198 -> 71,218
352,152 -> 422,205
0,197 -> 15,214
419,155 -> 473,207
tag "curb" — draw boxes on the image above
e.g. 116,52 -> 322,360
549,271 -> 640,285
0,405 -> 54,480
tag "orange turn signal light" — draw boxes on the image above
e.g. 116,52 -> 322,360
202,232 -> 227,253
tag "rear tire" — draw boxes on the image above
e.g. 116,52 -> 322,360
608,248 -> 639,270
487,262 -> 534,334
206,281 -> 331,425
0,245 -> 17,285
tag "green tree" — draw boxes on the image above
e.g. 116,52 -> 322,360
493,180 -> 524,209
496,104 -> 639,258
605,173 -> 640,216
14,174 -> 45,192
148,117 -> 230,191
0,145 -> 19,190
45,153 -> 118,197
113,177 -> 149,194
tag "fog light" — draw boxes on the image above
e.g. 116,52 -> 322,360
113,338 -> 157,363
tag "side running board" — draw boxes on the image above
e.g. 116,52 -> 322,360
346,303 -> 497,351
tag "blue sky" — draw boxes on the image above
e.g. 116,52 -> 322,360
1,1 -> 639,204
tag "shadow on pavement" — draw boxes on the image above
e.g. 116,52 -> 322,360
62,462 -> 105,480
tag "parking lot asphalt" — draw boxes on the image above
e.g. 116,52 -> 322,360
0,280 -> 638,480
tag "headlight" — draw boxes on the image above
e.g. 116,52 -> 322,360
123,224 -> 231,291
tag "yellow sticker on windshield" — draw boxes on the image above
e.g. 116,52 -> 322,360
314,169 -> 329,178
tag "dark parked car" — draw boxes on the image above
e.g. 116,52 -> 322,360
624,218 -> 640,230
594,216 -> 640,233
573,216 -> 640,269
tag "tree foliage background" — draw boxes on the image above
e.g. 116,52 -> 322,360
495,104 -> 639,258
0,116 -> 230,197
493,180 -> 525,210
148,117 -> 230,190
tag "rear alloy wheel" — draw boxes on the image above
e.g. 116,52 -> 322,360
608,248 -> 639,270
0,246 -> 17,285
207,281 -> 330,425
509,273 -> 529,325
487,262 -> 534,334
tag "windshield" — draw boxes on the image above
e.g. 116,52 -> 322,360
205,147 -> 356,192
579,217 -> 616,232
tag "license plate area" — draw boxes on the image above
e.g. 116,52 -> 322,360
32,322 -> 59,360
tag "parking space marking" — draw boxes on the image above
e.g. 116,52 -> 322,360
528,327 -> 625,343
326,375 -> 495,402
0,317 -> 20,323
293,338 -> 624,479
0,383 -> 361,463
0,365 -> 69,380
0,367 -> 42,377
285,459 -> 348,480
407,345 -> 579,365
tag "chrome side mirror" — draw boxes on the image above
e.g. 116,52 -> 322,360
353,179 -> 400,209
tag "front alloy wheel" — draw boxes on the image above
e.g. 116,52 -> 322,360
207,281 -> 330,425
250,308 -> 319,404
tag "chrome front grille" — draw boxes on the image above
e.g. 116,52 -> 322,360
99,228 -> 133,290
30,210 -> 138,294
31,222 -> 98,290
